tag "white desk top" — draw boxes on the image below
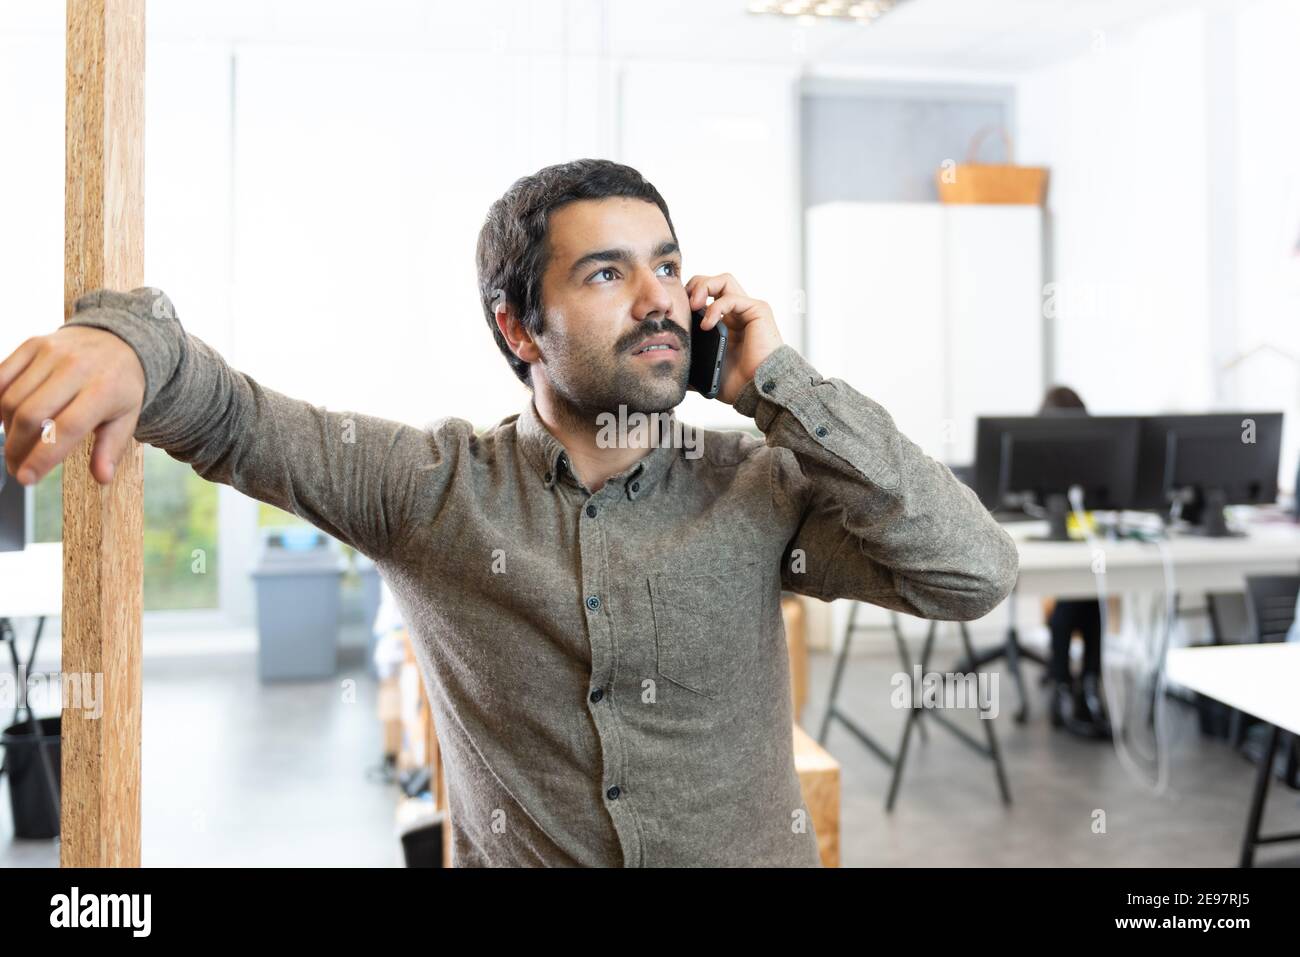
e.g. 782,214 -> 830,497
1004,519 -> 1300,597
1006,518 -> 1300,569
0,541 -> 62,619
1166,643 -> 1300,736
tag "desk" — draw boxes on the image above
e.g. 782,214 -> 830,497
0,542 -> 62,828
1008,520 -> 1300,599
1166,643 -> 1300,867
965,521 -> 1300,721
0,542 -> 62,713
0,542 -> 62,620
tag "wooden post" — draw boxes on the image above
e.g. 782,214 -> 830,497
61,0 -> 145,868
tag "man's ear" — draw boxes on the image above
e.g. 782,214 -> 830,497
494,297 -> 542,367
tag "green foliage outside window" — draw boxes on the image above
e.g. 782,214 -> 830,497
32,447 -> 219,610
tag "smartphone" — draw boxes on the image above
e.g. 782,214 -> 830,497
688,307 -> 728,399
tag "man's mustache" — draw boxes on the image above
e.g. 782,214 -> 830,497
616,320 -> 689,355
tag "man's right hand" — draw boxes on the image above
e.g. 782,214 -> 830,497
0,325 -> 146,487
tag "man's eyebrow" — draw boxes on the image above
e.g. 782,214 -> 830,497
568,240 -> 680,279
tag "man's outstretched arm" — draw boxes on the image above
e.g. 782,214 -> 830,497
0,287 -> 458,562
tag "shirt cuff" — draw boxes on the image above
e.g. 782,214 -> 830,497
732,342 -> 903,490
732,343 -> 819,427
63,287 -> 183,414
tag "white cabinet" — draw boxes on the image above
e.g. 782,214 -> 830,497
805,202 -> 1044,466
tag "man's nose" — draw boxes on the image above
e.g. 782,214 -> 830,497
632,266 -> 674,323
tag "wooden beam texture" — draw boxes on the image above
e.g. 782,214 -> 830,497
61,0 -> 145,868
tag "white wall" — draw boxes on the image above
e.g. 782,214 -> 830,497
1016,7 -> 1211,416
231,45 -> 537,429
1231,0 -> 1300,488
0,30 -> 62,338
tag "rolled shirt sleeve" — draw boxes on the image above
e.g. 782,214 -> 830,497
64,287 -> 462,563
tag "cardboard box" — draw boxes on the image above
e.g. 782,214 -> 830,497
377,675 -> 402,760
782,595 -> 809,725
794,723 -> 841,868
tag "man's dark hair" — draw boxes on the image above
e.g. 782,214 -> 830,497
476,158 -> 678,386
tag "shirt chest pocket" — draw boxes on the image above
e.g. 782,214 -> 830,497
647,560 -> 766,699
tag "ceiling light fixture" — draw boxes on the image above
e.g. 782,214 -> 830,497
747,0 -> 907,24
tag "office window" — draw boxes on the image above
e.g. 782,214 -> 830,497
32,447 -> 220,610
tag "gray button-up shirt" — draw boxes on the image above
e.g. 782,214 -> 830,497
68,287 -> 1019,867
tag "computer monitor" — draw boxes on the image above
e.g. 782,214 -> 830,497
1132,413 -> 1283,536
947,463 -> 976,490
974,416 -> 1141,541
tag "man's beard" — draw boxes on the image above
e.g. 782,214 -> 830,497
543,320 -> 690,432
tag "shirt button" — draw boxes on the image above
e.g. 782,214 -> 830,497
761,380 -> 776,393
586,595 -> 601,612
586,504 -> 597,518
543,471 -> 552,483
630,481 -> 640,493
815,425 -> 829,437
606,785 -> 621,800
589,688 -> 604,703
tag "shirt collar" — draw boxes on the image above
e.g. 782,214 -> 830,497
516,398 -> 681,501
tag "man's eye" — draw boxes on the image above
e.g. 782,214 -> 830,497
590,267 -> 617,283
657,262 -> 680,277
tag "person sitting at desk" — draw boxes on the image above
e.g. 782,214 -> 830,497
1039,386 -> 1112,741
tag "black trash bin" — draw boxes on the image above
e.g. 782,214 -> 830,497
400,816 -> 445,868
1,716 -> 61,839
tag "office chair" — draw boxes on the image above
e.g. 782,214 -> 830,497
1239,575 -> 1299,788
1244,575 -> 1300,642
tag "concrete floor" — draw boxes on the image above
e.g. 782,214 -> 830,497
2,629 -> 1298,867
806,637 -> 1300,867
2,632 -> 401,868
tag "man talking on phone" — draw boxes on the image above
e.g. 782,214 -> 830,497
0,158 -> 1018,867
